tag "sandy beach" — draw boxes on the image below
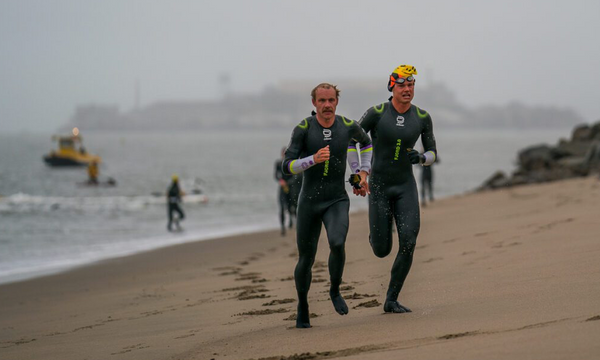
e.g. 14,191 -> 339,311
1,176 -> 599,360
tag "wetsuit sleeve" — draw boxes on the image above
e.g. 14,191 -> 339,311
419,110 -> 438,166
351,121 -> 373,174
283,122 -> 316,175
347,106 -> 379,173
347,145 -> 360,173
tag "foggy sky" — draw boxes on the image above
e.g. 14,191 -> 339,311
1,0 -> 599,133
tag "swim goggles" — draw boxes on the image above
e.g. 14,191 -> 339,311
390,75 -> 414,86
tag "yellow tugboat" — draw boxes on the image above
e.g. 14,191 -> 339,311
43,128 -> 102,167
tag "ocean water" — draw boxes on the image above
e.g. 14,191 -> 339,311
0,127 -> 571,284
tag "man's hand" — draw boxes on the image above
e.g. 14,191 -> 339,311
407,148 -> 424,165
314,145 -> 330,163
356,170 -> 370,196
350,171 -> 370,197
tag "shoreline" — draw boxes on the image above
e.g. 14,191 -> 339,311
0,203 -> 369,287
1,177 -> 599,359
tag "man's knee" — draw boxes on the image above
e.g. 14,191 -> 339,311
399,238 -> 417,256
370,234 -> 392,258
329,240 -> 345,254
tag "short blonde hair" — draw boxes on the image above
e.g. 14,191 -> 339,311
311,83 -> 340,100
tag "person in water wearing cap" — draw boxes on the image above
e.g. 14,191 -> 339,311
349,65 -> 437,313
283,83 -> 372,328
167,174 -> 185,231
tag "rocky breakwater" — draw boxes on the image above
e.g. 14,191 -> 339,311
479,121 -> 600,191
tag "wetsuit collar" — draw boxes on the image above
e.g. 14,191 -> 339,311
315,114 -> 336,129
389,98 -> 411,115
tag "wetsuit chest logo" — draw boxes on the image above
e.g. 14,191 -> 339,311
396,116 -> 405,127
323,129 -> 332,141
394,139 -> 402,161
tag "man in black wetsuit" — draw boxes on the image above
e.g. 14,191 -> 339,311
351,65 -> 437,313
283,83 -> 372,328
274,147 -> 298,236
167,174 -> 185,231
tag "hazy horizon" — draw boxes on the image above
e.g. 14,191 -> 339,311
2,0 -> 599,133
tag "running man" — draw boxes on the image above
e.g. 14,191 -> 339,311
351,65 -> 437,313
283,83 -> 372,328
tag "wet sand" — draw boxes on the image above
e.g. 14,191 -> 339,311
1,177 -> 599,360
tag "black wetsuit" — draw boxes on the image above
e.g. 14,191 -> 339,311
274,159 -> 296,234
357,101 -> 437,312
420,164 -> 434,205
167,181 -> 185,231
283,114 -> 371,327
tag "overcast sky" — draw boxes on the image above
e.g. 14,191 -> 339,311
1,0 -> 599,133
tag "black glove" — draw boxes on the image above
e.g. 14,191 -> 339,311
407,149 -> 425,165
348,174 -> 362,189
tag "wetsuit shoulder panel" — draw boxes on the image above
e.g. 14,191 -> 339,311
283,117 -> 316,175
359,103 -> 386,133
413,105 -> 437,157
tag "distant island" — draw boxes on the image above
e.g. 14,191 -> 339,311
62,79 -> 585,132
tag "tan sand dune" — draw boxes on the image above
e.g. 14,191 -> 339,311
1,177 -> 599,360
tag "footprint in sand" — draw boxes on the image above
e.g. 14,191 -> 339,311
443,238 -> 460,244
533,218 -> 575,233
346,293 -> 377,300
110,343 -> 149,355
475,232 -> 494,237
585,315 -> 600,322
423,257 -> 443,263
437,331 -> 478,340
284,312 -> 318,321
235,308 -> 289,316
353,299 -> 381,309
262,298 -> 295,306
0,338 -> 37,349
236,288 -> 271,301
235,272 -> 262,281
174,329 -> 201,339
217,267 -> 242,276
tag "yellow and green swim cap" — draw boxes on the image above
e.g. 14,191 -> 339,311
388,64 -> 417,91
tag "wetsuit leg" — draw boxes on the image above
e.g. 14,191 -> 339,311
175,204 -> 185,220
428,173 -> 434,202
322,199 -> 350,315
294,201 -> 323,328
421,175 -> 427,204
385,182 -> 420,313
167,204 -> 174,231
278,189 -> 287,235
287,196 -> 294,229
368,185 -> 394,258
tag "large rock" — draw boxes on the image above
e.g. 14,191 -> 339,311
478,120 -> 600,192
571,124 -> 593,142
